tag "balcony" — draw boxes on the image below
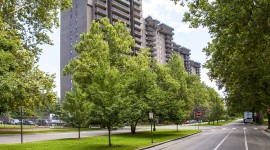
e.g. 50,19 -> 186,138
165,39 -> 172,44
95,15 -> 104,21
146,36 -> 155,42
166,54 -> 172,58
166,49 -> 173,54
133,11 -> 141,19
96,8 -> 107,17
146,31 -> 156,37
112,14 -> 130,25
135,37 -> 142,44
134,30 -> 141,37
115,0 -> 130,7
146,27 -> 155,32
134,17 -> 141,24
134,4 -> 141,12
134,23 -> 141,30
112,8 -> 130,20
112,0 -> 130,13
166,35 -> 173,40
165,44 -> 172,49
133,0 -> 141,7
95,0 -> 107,9
151,52 -> 157,57
149,47 -> 156,52
146,42 -> 156,47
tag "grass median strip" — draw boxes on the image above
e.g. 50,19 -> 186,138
0,129 -> 200,150
0,127 -> 102,134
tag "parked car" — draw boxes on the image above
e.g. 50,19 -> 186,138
9,119 -> 20,125
23,120 -> 35,125
36,119 -> 49,126
0,120 -> 3,124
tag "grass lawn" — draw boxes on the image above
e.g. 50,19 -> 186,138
0,126 -> 102,135
190,120 -> 236,126
0,129 -> 200,150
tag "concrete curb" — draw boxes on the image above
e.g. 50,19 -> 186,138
137,131 -> 202,150
265,129 -> 270,133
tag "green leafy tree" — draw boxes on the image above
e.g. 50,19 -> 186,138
180,0 -> 270,124
123,49 -> 155,134
63,18 -> 135,146
61,85 -> 92,139
0,0 -> 71,55
0,17 -> 56,116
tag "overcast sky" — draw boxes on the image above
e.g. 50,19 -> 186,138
38,0 -> 222,98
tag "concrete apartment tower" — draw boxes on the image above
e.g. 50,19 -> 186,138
60,0 -> 143,100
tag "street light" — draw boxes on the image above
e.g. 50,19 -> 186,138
149,111 -> 153,144
19,106 -> 24,143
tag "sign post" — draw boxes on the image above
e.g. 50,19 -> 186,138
149,112 -> 154,144
19,106 -> 24,143
196,111 -> 201,130
267,108 -> 270,129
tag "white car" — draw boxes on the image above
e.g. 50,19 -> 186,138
10,119 -> 20,125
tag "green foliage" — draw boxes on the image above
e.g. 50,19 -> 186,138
0,17 -> 56,116
0,0 -> 71,55
182,0 -> 270,114
63,18 -> 135,146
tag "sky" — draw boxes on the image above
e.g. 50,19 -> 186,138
38,0 -> 222,98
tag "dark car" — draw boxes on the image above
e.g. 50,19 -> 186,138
23,120 -> 35,125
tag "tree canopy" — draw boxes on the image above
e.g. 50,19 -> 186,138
177,0 -> 270,116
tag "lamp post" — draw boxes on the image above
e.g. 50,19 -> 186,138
149,112 -> 153,144
19,106 -> 24,143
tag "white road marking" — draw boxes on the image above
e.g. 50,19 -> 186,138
243,127 -> 246,130
244,128 -> 248,150
254,128 -> 258,130
232,128 -> 236,130
222,128 -> 226,130
214,129 -> 233,150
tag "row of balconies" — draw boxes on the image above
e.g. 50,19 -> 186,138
166,35 -> 173,40
112,0 -> 130,13
146,31 -> 155,37
146,27 -> 155,32
112,8 -> 130,20
146,36 -> 156,42
112,14 -> 130,25
146,42 -> 156,47
95,0 -> 107,9
165,44 -> 173,49
96,8 -> 107,17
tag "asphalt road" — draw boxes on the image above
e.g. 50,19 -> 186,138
146,120 -> 270,150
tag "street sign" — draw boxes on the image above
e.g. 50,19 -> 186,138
197,111 -> 201,118
149,112 -> 153,119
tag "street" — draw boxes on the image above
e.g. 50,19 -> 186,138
145,120 -> 270,150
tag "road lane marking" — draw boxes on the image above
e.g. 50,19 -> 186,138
254,128 -> 257,130
244,129 -> 248,150
232,128 -> 236,130
213,129 -> 233,150
222,128 -> 226,130
243,127 -> 246,130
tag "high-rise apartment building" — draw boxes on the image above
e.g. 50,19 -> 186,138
60,0 -> 143,100
60,0 -> 200,100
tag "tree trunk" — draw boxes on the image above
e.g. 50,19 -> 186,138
108,127 -> 112,146
130,120 -> 138,134
78,126 -> 80,139
258,111 -> 264,125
